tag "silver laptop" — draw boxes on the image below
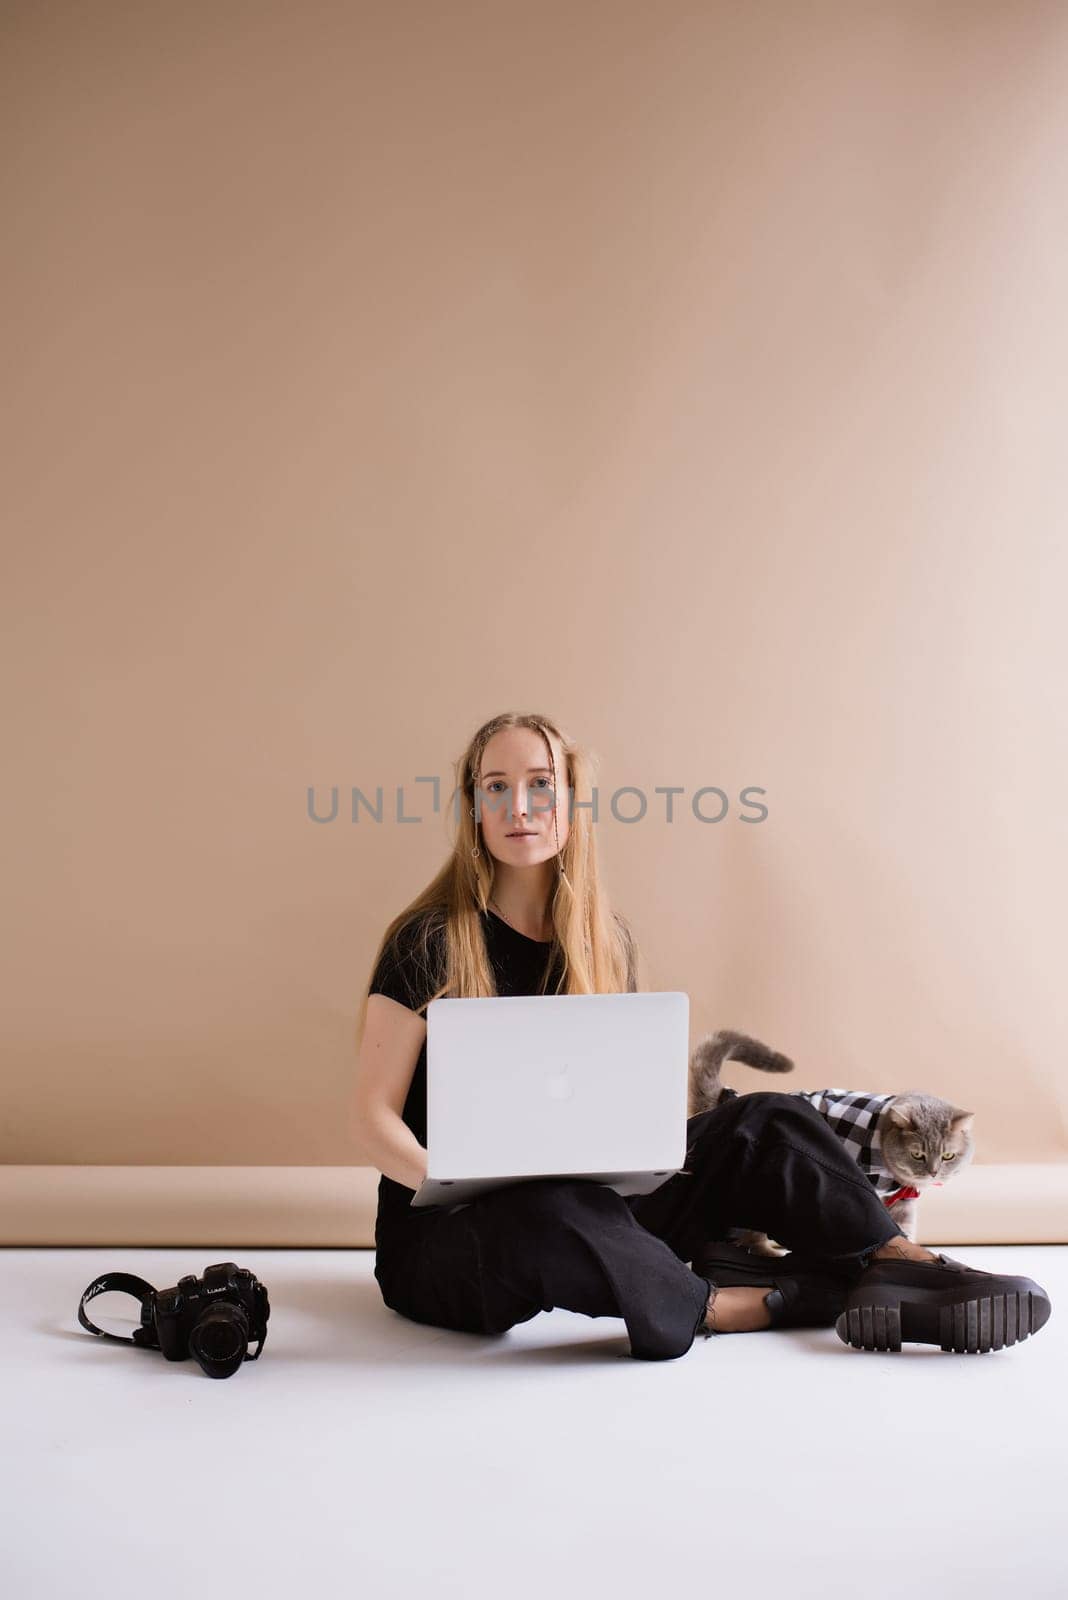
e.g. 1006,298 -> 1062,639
410,991 -> 690,1210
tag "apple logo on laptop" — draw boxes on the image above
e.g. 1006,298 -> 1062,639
545,1063 -> 573,1100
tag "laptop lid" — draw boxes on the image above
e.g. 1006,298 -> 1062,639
425,990 -> 690,1181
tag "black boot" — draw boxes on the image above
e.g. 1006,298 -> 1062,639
835,1252 -> 1053,1353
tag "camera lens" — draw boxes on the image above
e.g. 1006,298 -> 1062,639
189,1302 -> 250,1378
197,1317 -> 243,1361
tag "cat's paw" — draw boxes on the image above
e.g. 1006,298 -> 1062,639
728,1227 -> 789,1258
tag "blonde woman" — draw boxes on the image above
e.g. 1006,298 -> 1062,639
354,712 -> 1051,1359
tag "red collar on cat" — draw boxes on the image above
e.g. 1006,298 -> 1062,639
884,1182 -> 943,1206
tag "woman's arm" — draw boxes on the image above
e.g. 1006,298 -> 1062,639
353,994 -> 429,1191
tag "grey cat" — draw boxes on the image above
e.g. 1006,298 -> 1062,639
689,1029 -> 976,1257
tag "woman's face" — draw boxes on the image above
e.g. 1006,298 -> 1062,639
475,725 -> 571,868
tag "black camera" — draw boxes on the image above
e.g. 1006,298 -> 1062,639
78,1261 -> 270,1378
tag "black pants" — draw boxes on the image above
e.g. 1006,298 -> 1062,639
373,1090 -> 907,1361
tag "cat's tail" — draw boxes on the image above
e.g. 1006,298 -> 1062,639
689,1028 -> 795,1115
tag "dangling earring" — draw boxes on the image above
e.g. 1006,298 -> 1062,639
470,803 -> 479,858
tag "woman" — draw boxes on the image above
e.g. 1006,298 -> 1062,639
353,711 -> 1051,1360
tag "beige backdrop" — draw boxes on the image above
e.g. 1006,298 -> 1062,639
3,2 -> 1066,1231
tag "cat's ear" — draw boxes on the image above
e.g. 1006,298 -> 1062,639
886,1101 -> 916,1129
949,1109 -> 975,1131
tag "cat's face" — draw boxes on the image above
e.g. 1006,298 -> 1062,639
881,1095 -> 975,1188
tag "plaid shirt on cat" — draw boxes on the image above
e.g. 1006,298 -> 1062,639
793,1088 -> 921,1205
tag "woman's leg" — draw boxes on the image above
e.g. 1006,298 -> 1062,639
629,1090 -> 909,1282
628,1091 -> 1052,1351
376,1177 -> 714,1362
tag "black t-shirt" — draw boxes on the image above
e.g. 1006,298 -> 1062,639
367,908 -> 567,1248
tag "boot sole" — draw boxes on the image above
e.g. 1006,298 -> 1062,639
835,1283 -> 1051,1353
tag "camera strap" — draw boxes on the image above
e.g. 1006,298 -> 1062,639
77,1272 -> 161,1349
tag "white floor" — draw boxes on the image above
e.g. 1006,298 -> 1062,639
5,1244 -> 1066,1600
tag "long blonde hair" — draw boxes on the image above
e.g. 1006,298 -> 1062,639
355,711 -> 637,1047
